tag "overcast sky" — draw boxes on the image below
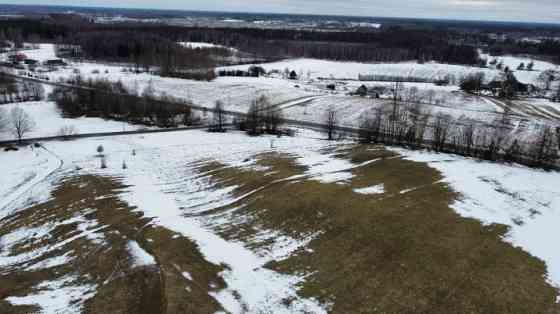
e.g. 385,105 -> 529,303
7,0 -> 560,23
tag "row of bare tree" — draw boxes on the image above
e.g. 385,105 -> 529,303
218,95 -> 285,136
324,101 -> 559,169
0,73 -> 44,104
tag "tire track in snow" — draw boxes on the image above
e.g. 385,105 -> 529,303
0,145 -> 64,214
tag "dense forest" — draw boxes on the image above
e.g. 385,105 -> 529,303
0,17 -> 483,65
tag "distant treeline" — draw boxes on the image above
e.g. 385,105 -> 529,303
486,39 -> 560,64
150,26 -> 483,65
0,18 -> 482,65
50,77 -> 193,127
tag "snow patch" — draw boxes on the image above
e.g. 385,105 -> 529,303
127,240 -> 156,267
5,275 -> 96,313
354,184 -> 384,195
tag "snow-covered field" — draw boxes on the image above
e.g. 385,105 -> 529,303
0,101 -> 142,141
220,58 -> 532,84
224,53 -> 559,87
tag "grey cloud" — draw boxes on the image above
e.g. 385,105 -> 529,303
5,0 -> 560,23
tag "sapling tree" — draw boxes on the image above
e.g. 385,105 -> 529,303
324,106 -> 338,141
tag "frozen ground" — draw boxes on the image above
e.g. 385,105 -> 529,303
393,148 -> 560,290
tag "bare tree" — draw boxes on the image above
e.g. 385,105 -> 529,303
530,125 -> 558,168
556,127 -> 560,150
209,100 -> 226,132
504,139 -> 522,163
0,107 -> 6,132
414,110 -> 431,147
536,71 -> 555,94
245,95 -> 269,135
57,125 -> 78,139
264,106 -> 283,135
9,107 -> 35,142
460,72 -> 485,95
432,113 -> 451,152
426,89 -> 436,105
460,121 -> 476,156
390,80 -> 404,120
324,106 -> 338,141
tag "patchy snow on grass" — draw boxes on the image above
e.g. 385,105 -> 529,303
354,184 -> 384,195
127,240 -> 156,267
393,148 -> 560,287
26,251 -> 75,271
36,128 -> 335,313
120,169 -> 327,314
293,146 -> 376,184
0,223 -> 54,268
5,275 -> 96,314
